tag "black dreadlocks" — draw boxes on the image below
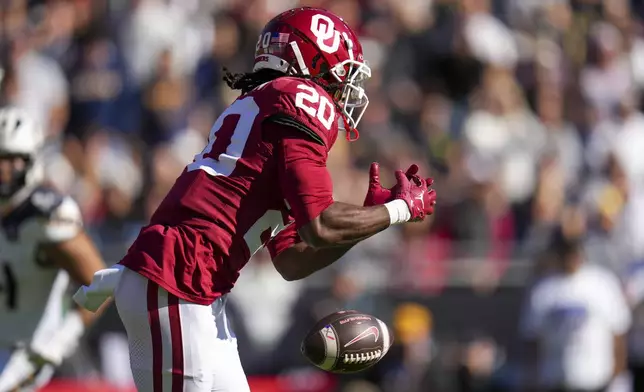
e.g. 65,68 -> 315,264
222,68 -> 281,93
222,67 -> 342,97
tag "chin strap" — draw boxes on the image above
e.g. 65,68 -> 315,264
341,114 -> 360,141
346,128 -> 360,141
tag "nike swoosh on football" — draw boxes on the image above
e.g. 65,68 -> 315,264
344,326 -> 379,348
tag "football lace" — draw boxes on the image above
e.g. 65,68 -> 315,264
342,350 -> 382,364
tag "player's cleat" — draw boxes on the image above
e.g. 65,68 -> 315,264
301,310 -> 393,373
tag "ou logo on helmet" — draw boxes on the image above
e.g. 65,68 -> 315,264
310,14 -> 342,54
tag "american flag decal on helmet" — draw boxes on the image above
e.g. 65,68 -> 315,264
271,32 -> 290,44
266,32 -> 290,55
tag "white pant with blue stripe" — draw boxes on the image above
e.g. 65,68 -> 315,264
114,267 -> 249,392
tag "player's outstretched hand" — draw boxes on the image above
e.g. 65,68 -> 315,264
364,163 -> 424,206
363,162 -> 391,206
364,162 -> 436,220
390,169 -> 437,221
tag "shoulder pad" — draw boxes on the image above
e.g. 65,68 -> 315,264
3,186 -> 64,224
40,195 -> 83,243
256,77 -> 339,148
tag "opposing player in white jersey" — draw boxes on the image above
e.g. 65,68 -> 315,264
0,108 -> 106,391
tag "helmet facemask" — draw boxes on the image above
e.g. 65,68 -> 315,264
331,60 -> 371,134
0,108 -> 44,201
329,34 -> 371,139
0,154 -> 32,200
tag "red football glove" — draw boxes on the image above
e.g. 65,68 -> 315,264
364,163 -> 436,219
390,169 -> 436,221
364,163 -> 422,206
364,162 -> 391,207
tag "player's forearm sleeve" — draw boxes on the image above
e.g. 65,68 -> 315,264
273,126 -> 334,228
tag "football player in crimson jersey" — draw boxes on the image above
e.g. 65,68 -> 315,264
74,7 -> 436,392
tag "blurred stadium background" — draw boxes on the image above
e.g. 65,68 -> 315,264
3,0 -> 644,391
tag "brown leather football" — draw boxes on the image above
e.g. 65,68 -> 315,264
301,310 -> 393,373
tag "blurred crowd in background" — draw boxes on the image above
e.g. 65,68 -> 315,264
4,0 -> 644,391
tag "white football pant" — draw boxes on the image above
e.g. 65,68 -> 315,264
114,267 -> 250,392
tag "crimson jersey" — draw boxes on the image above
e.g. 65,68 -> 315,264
119,77 -> 339,304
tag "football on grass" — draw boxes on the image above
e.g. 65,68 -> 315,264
301,310 -> 393,373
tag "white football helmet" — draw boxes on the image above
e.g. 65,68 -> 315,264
0,107 -> 45,197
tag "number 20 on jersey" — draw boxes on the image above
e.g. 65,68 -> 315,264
294,84 -> 335,130
192,83 -> 335,177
